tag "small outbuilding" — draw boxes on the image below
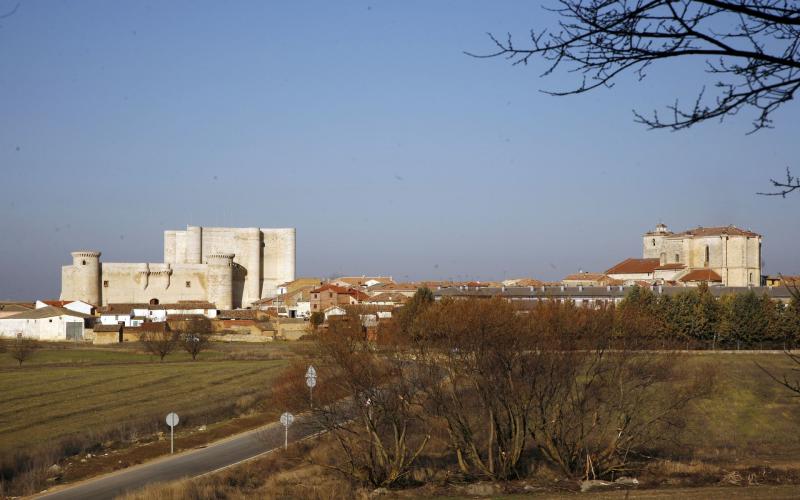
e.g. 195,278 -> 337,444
0,306 -> 91,341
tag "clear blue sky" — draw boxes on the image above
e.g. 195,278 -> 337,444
1,0 -> 798,300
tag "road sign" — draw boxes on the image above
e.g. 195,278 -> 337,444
280,412 -> 294,450
166,412 -> 179,427
305,365 -> 317,407
165,412 -> 179,454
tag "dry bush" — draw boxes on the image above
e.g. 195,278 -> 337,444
302,308 -> 430,488
8,335 -> 38,367
408,298 -> 715,481
139,330 -> 179,361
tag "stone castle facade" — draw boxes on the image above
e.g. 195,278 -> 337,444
60,226 -> 296,309
642,223 -> 761,287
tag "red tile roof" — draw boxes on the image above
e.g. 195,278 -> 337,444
679,269 -> 723,282
606,258 -> 661,275
655,263 -> 686,270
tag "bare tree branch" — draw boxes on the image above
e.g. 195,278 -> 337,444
469,0 -> 800,132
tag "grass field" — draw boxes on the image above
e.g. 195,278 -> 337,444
0,343 -> 302,456
676,353 -> 800,463
117,351 -> 800,500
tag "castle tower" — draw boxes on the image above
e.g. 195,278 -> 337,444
243,227 -> 262,306
207,253 -> 234,310
69,251 -> 102,305
186,225 -> 203,264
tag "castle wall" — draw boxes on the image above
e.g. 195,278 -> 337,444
99,263 -> 208,306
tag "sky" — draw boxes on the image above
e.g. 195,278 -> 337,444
0,0 -> 798,300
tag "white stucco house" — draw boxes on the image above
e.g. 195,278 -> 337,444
0,306 -> 91,341
323,305 -> 347,320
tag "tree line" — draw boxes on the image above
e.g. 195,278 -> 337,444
617,283 -> 800,349
279,291 -> 716,489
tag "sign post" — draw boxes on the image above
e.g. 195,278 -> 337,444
305,365 -> 317,409
165,412 -> 179,454
280,412 -> 294,450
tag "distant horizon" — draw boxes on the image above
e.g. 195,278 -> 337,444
1,1 -> 797,301
0,219 -> 789,302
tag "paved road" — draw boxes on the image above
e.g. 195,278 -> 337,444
35,416 -> 321,500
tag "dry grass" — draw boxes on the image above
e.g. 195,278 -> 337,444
0,342 -> 308,496
116,352 -> 800,499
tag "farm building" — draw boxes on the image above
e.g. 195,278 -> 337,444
0,306 -> 92,341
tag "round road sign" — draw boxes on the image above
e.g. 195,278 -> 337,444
280,412 -> 294,427
166,412 -> 179,427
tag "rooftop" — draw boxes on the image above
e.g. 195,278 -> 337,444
606,258 -> 661,275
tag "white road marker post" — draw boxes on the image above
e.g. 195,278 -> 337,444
305,365 -> 317,409
165,412 -> 179,454
280,412 -> 294,450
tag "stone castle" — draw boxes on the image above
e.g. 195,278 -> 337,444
642,223 -> 761,287
60,226 -> 296,309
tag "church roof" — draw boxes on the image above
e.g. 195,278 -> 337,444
606,258 -> 661,275
680,269 -> 723,282
671,225 -> 760,238
655,263 -> 686,270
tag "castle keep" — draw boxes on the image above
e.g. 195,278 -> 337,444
60,226 -> 296,309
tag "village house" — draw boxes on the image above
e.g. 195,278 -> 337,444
309,284 -> 369,313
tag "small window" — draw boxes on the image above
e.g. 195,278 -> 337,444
185,281 -> 191,288
82,260 -> 87,265
652,239 -> 656,246
49,319 -> 52,323
328,292 -> 333,298
103,280 -> 109,288
675,254 -> 679,263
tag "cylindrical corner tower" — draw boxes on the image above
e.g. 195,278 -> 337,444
207,252 -> 234,310
244,228 -> 262,305
186,225 -> 203,264
70,251 -> 102,305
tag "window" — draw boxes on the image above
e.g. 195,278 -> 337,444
749,272 -> 753,284
675,253 -> 680,263
103,280 -> 109,288
652,238 -> 656,246
82,260 -> 86,265
704,245 -> 710,264
328,292 -> 333,298
185,281 -> 191,288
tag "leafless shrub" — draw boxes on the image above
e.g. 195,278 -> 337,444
8,335 -> 38,367
139,330 -> 179,361
307,309 -> 430,488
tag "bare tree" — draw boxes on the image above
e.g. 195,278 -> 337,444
470,0 -> 799,194
759,168 -> 800,197
8,335 -> 38,367
140,329 -> 179,361
175,317 -> 211,361
308,315 -> 430,488
473,0 -> 799,131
